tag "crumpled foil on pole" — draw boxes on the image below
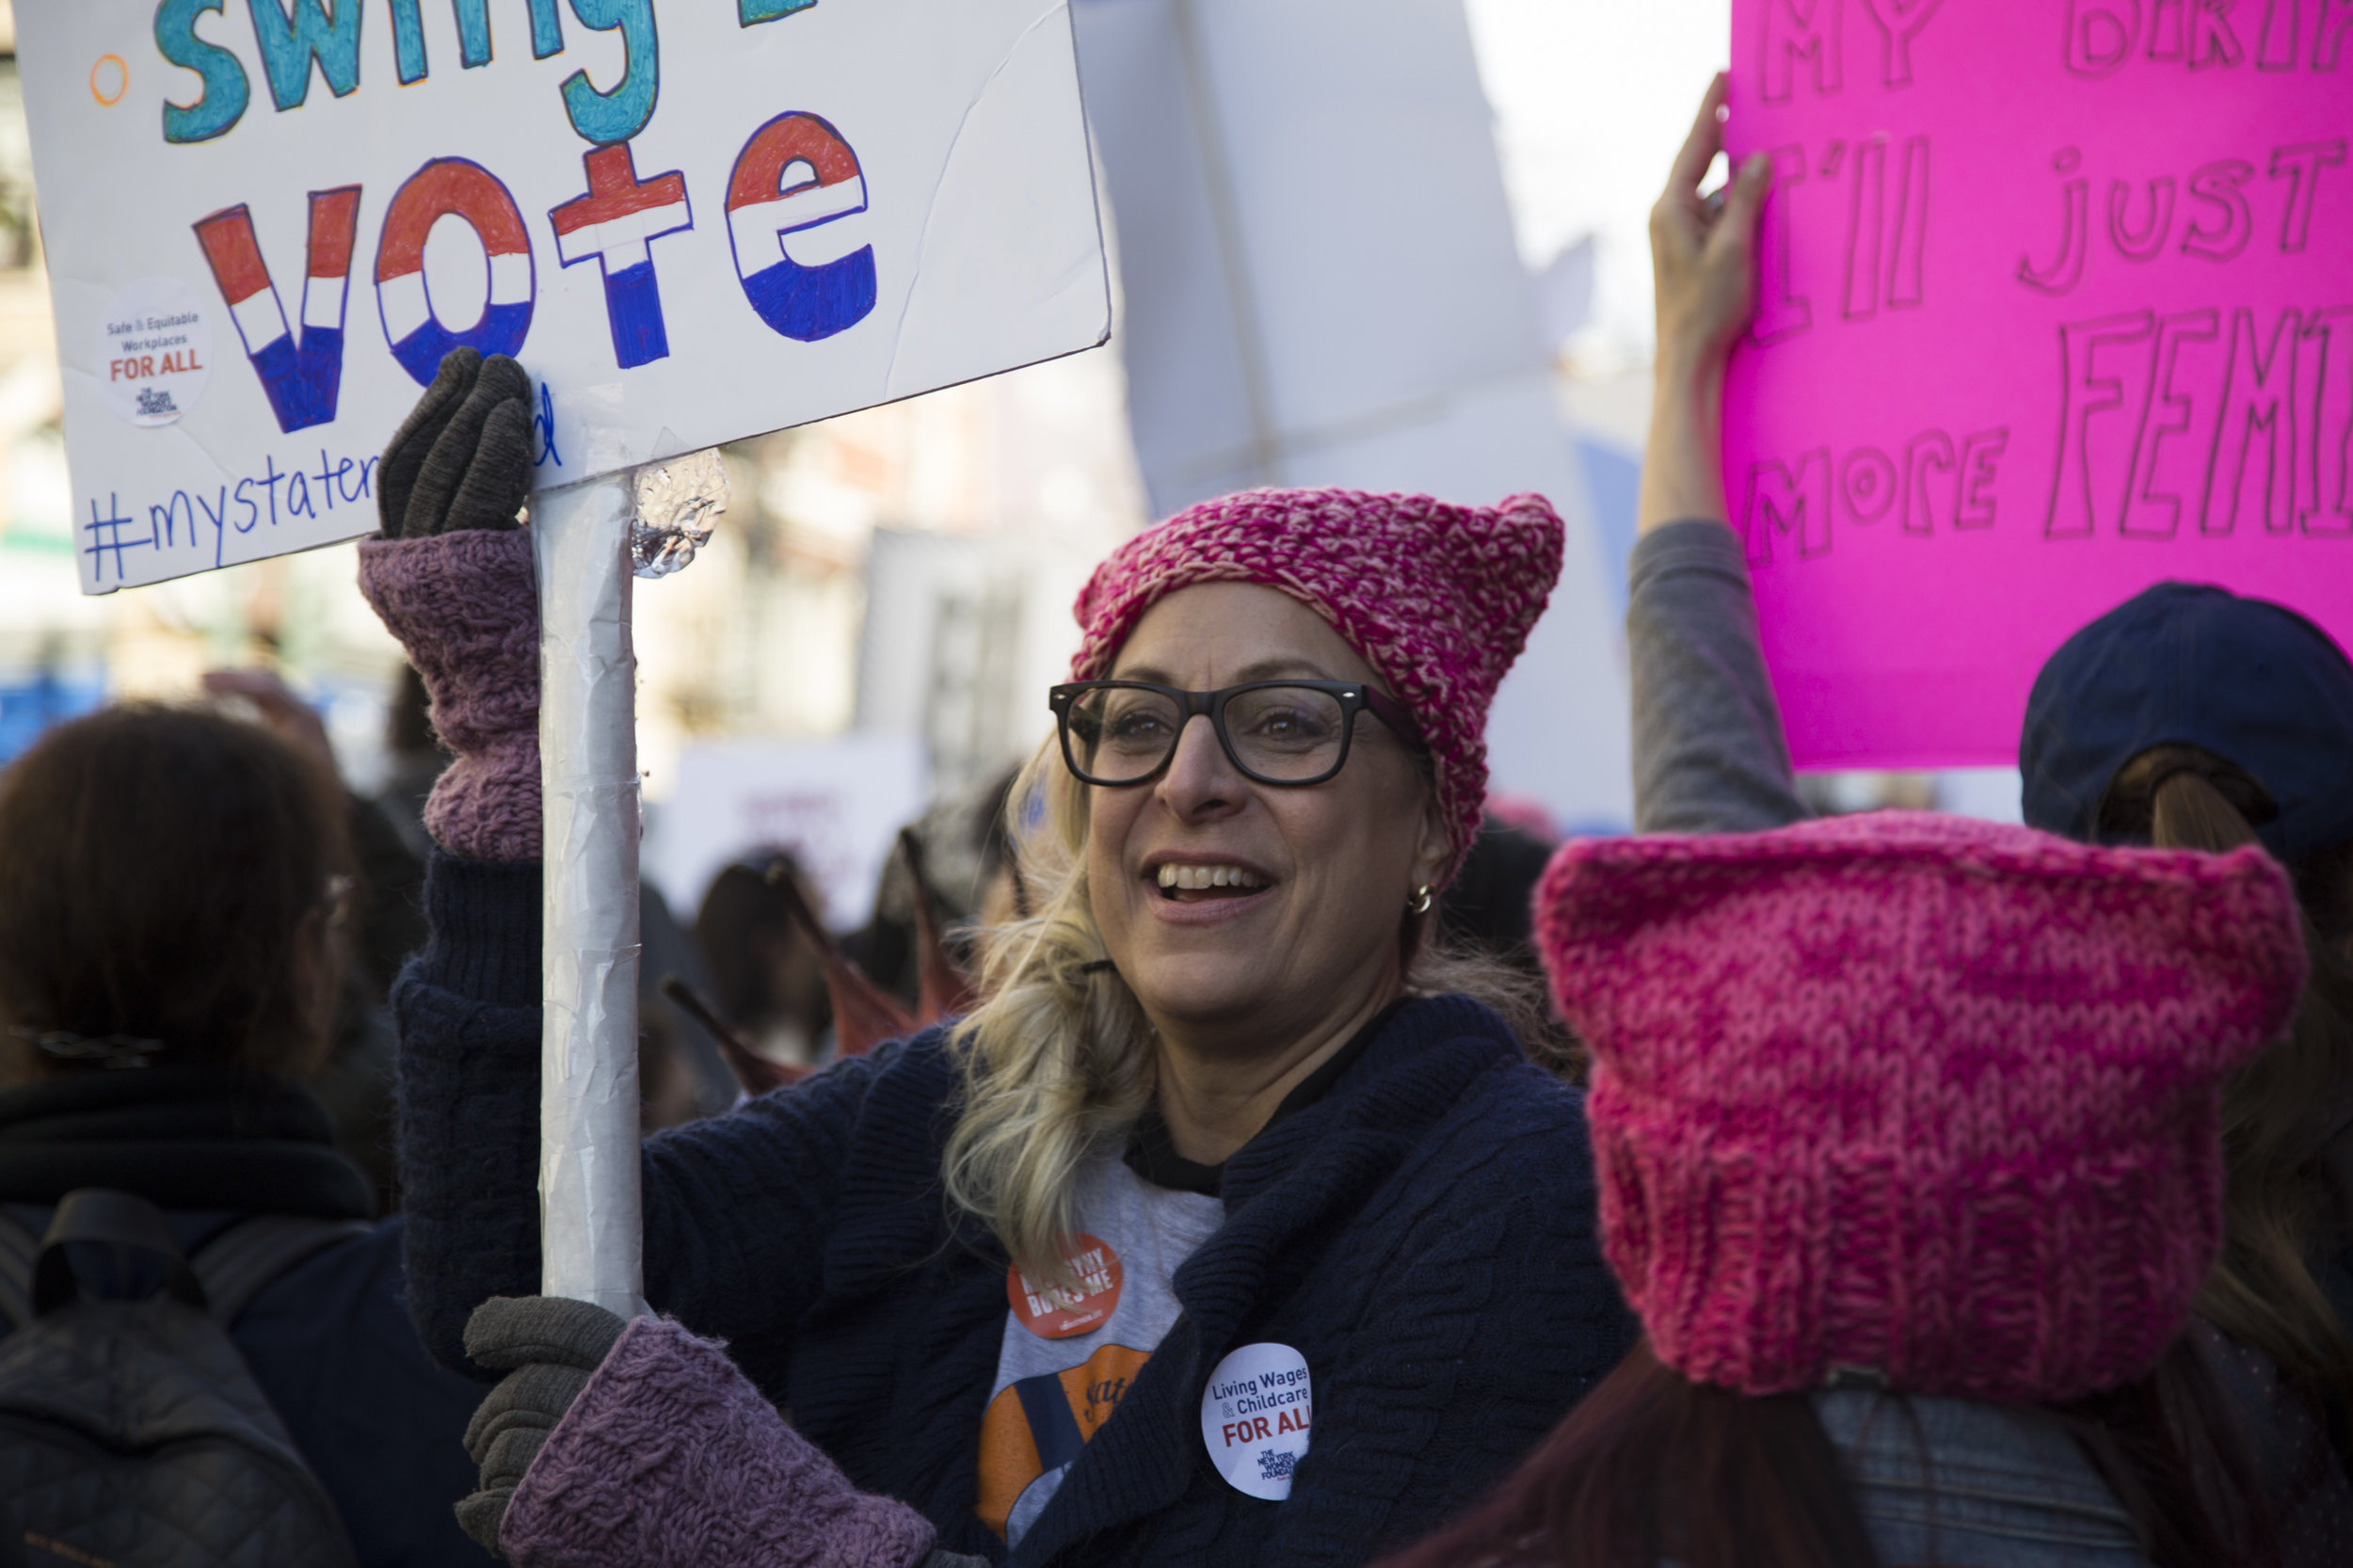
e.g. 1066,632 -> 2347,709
629,446 -> 728,579
533,471 -> 647,1320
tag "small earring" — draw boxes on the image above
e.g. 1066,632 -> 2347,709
1406,884 -> 1433,916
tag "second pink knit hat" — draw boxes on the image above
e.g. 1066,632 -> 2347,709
1071,488 -> 1563,882
1535,811 -> 2305,1401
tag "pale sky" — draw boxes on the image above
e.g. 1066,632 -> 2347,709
1463,0 -> 1732,356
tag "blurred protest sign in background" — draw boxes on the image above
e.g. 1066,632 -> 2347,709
643,731 -> 926,931
1072,0 -> 1635,830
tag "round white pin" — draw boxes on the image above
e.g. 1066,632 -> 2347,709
95,277 -> 213,427
1199,1341 -> 1312,1499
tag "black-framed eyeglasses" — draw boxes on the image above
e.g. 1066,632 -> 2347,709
1048,680 -> 1422,789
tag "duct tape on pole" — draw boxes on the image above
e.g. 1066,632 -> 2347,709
535,468 -> 647,1318
533,448 -> 726,1315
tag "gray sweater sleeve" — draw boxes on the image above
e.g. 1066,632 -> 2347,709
1627,520 -> 1808,836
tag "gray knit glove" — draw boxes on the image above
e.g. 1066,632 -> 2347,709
377,347 -> 535,538
456,1295 -> 629,1558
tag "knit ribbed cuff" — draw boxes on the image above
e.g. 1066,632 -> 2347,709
502,1316 -> 940,1568
358,530 -> 543,860
422,851 -> 544,1009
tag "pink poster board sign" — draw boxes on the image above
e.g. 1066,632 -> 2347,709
1723,0 -> 2352,770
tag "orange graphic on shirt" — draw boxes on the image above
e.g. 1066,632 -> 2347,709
976,1342 -> 1152,1539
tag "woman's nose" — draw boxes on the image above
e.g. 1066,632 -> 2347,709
1156,714 -> 1244,818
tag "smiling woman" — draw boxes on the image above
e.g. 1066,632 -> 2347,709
930,491 -> 1630,1558
950,581 -> 1479,1280
364,360 -> 1634,1568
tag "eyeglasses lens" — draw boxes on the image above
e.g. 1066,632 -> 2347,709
1067,686 -> 1180,782
1225,686 -> 1348,779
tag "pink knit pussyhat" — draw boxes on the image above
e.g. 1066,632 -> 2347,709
1533,811 -> 2306,1401
1071,488 -> 1563,881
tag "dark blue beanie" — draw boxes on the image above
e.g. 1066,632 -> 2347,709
2021,583 -> 2353,864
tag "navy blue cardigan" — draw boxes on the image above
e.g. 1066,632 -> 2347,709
394,854 -> 1633,1568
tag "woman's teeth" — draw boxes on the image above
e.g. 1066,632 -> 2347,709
1156,863 -> 1267,891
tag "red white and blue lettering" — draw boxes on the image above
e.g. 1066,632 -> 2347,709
725,111 -> 876,343
550,142 -> 693,370
375,158 -> 536,386
193,187 -> 361,434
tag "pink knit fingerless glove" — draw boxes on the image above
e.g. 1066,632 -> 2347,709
500,1316 -> 939,1568
357,530 -> 541,861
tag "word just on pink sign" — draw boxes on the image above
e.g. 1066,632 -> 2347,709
1724,0 -> 2351,769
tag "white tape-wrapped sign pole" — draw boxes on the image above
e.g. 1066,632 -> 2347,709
534,470 -> 645,1319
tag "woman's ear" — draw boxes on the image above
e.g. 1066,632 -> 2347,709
1408,791 -> 1453,899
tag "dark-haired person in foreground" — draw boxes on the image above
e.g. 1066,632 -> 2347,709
1625,72 -> 2353,1541
0,705 -> 493,1566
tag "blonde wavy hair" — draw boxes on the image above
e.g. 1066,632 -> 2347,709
940,740 -> 1566,1281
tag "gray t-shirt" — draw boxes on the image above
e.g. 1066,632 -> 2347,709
974,1156 -> 1224,1546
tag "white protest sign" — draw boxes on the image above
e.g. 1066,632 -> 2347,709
642,731 -> 928,928
20,1 -> 1109,595
1200,1341 -> 1313,1500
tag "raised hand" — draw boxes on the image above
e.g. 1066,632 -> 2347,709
357,347 -> 544,862
1649,72 -> 1771,381
1640,72 -> 1772,536
377,348 -> 536,539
